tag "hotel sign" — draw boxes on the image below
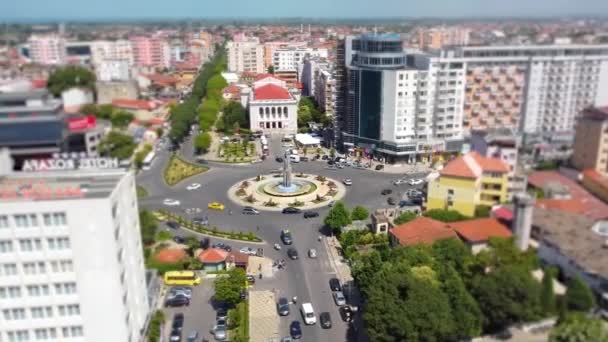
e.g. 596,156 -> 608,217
22,158 -> 120,172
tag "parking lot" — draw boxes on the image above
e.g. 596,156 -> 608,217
163,281 -> 217,342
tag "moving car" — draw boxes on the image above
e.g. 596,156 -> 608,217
167,221 -> 179,230
339,306 -> 353,322
186,183 -> 201,190
213,318 -> 227,340
381,189 -> 392,195
280,230 -> 293,245
287,248 -> 299,260
242,207 -> 260,215
207,202 -> 225,211
408,178 -> 424,185
165,295 -> 190,307
192,217 -> 208,226
375,164 -> 384,171
169,287 -> 192,299
308,248 -> 317,258
333,291 -> 346,306
239,247 -> 256,255
343,179 -> 353,186
320,312 -> 332,329
163,198 -> 181,206
290,321 -> 302,339
276,157 -> 284,163
300,302 -> 317,325
246,275 -> 256,284
303,211 -> 319,218
387,197 -> 396,205
393,179 -> 407,185
282,207 -> 301,214
277,297 -> 290,316
329,278 -> 341,291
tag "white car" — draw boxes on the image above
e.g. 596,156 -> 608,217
186,183 -> 201,191
408,179 -> 424,186
163,199 -> 181,206
393,179 -> 407,185
308,249 -> 317,258
343,179 -> 353,186
239,247 -> 256,255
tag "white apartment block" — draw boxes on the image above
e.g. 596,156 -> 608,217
272,47 -> 328,71
0,170 -> 149,342
27,35 -> 67,66
446,44 -> 608,134
313,69 -> 336,115
90,40 -> 134,66
96,59 -> 131,82
227,40 -> 265,74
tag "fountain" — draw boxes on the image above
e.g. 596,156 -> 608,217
275,150 -> 298,193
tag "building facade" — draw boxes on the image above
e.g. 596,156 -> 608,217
96,59 -> 131,82
246,75 -> 299,134
28,35 -> 67,65
227,39 -> 265,74
418,27 -> 470,50
427,151 -> 509,217
90,40 -> 134,66
272,47 -> 328,72
314,69 -> 336,115
129,36 -> 170,69
0,169 -> 150,342
571,107 -> 608,174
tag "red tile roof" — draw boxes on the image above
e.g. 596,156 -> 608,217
582,169 -> 608,189
440,155 -> 477,178
254,84 -> 291,100
255,73 -> 284,82
143,74 -> 179,87
535,199 -> 587,215
389,217 -> 458,246
471,152 -> 510,173
223,83 -> 241,98
112,99 -> 160,111
440,151 -> 508,178
492,207 -> 513,221
449,218 -> 512,243
154,249 -> 187,264
198,248 -> 229,263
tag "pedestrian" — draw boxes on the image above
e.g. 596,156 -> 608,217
256,226 -> 260,231
292,296 -> 298,304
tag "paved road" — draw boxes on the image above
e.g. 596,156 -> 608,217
137,134 -> 427,342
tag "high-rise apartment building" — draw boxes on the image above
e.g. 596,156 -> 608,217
28,35 -> 67,65
90,40 -> 134,66
338,34 -> 466,163
314,69 -> 336,115
418,27 -> 470,50
272,47 -> 328,72
0,169 -> 150,342
227,38 -> 265,74
263,42 -> 308,68
129,36 -> 170,69
572,107 -> 608,174
96,59 -> 131,82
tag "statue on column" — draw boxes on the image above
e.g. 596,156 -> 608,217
282,149 -> 292,188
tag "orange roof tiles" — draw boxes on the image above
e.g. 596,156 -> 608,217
449,218 -> 512,243
582,169 -> 608,189
112,99 -> 160,111
198,248 -> 229,263
389,217 -> 458,246
535,199 -> 587,215
440,155 -> 477,178
440,151 -> 508,178
255,73 -> 285,82
154,249 -> 187,264
254,84 -> 291,100
471,152 -> 510,173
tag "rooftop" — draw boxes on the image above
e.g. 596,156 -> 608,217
253,84 -> 292,101
581,107 -> 608,121
440,151 -> 509,178
449,218 -> 512,243
389,217 -> 458,246
0,169 -> 127,202
198,248 -> 229,263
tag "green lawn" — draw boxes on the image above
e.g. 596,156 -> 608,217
163,155 -> 209,186
218,142 -> 256,163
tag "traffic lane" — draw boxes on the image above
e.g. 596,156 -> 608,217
163,281 -> 216,342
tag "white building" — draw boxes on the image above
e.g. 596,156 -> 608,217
61,87 -> 94,113
28,35 -> 67,65
314,68 -> 336,115
227,38 -> 265,74
90,40 -> 134,66
272,47 -> 328,72
245,75 -> 299,134
0,169 -> 150,342
96,59 -> 131,82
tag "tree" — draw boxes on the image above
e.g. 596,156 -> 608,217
549,313 -> 608,342
439,265 -> 483,339
323,201 -> 351,234
351,206 -> 369,221
267,65 -> 275,74
99,131 -> 136,160
185,236 -> 199,256
431,238 -> 473,277
541,268 -> 557,314
47,65 -> 96,96
423,209 -> 468,222
214,267 -> 247,306
329,148 -> 336,158
134,145 -> 153,169
194,132 -> 212,153
155,230 -> 172,242
565,276 -> 595,312
393,211 -> 417,225
474,205 -> 492,218
110,110 -> 134,128
139,210 -> 158,245
80,103 -> 99,116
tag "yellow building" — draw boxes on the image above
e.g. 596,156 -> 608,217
427,152 -> 509,217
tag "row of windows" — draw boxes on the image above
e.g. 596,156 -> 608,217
0,282 -> 77,299
2,304 -> 80,321
0,237 -> 71,253
257,106 -> 290,115
4,326 -> 83,341
0,260 -> 73,276
0,212 -> 67,229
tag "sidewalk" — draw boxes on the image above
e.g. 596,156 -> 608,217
249,290 -> 280,342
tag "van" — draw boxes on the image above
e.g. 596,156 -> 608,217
300,302 -> 316,325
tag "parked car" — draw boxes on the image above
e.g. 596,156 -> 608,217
277,297 -> 290,316
213,318 -> 227,340
216,308 -> 228,320
246,275 -> 256,284
308,248 -> 317,258
333,291 -> 346,306
290,321 -> 302,339
165,295 -> 190,307
320,312 -> 332,329
321,155 -> 329,160
287,248 -> 299,260
167,221 -> 179,230
242,207 -> 260,215
300,156 -> 309,162
276,157 -> 284,163
239,247 -> 256,255
170,328 -> 182,342
192,217 -> 208,226
408,178 -> 424,185
381,189 -> 392,195
339,306 -> 353,322
375,164 -> 384,171
329,278 -> 342,291
169,287 -> 192,299
342,179 -> 353,186
199,238 -> 210,249
172,313 -> 185,331
186,330 -> 199,342
303,211 -> 319,218
393,179 -> 407,185
281,337 -> 293,342
281,230 -> 293,245
186,183 -> 201,191
282,207 -> 301,214
387,197 -> 396,205
163,198 -> 181,206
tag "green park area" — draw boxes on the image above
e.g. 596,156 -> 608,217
163,155 -> 208,186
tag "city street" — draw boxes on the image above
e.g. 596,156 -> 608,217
138,136 -> 428,342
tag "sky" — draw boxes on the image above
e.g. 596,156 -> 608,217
3,0 -> 608,21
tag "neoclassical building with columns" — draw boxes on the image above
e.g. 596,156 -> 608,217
244,74 -> 299,134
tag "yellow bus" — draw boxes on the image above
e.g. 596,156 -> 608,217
164,271 -> 201,286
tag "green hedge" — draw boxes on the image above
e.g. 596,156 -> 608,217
146,310 -> 165,342
157,210 -> 262,243
229,301 -> 249,342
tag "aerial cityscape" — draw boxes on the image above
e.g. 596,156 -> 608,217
2,1 -> 608,342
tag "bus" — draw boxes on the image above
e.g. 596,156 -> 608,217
142,150 -> 156,170
164,271 -> 201,286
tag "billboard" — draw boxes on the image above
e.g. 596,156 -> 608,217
68,115 -> 96,132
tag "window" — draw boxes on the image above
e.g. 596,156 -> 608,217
54,282 -> 77,295
3,308 -> 26,320
0,286 -> 21,299
2,263 -> 18,276
47,237 -> 70,250
7,330 -> 30,342
23,262 -> 46,275
58,304 -> 80,316
13,214 -> 38,228
62,326 -> 84,338
31,306 -> 53,319
447,189 -> 454,195
42,212 -> 66,226
27,284 -> 50,297
0,215 -> 8,228
19,239 -> 42,252
0,240 -> 13,253
447,200 -> 454,207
